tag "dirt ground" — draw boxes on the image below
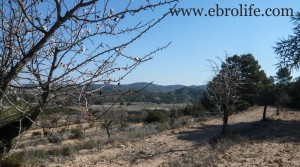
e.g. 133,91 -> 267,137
43,106 -> 300,167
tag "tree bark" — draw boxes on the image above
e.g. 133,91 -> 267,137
222,107 -> 229,135
262,104 -> 267,120
103,120 -> 113,140
106,127 -> 111,140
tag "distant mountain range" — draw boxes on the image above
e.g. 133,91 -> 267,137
89,82 -> 206,103
19,82 -> 207,103
98,82 -> 205,93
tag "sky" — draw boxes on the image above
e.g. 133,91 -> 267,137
115,0 -> 300,86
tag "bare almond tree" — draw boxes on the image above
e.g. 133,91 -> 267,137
206,57 -> 245,135
96,107 -> 127,140
0,0 -> 177,156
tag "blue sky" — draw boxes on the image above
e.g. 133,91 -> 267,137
119,0 -> 300,86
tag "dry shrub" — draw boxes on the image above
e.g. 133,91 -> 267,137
144,110 -> 167,123
75,139 -> 102,151
69,128 -> 84,139
47,146 -> 73,157
156,121 -> 171,132
48,135 -> 62,144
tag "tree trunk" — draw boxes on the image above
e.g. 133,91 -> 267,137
276,104 -> 280,116
222,108 -> 229,135
103,120 -> 113,140
106,126 -> 111,140
262,105 -> 267,120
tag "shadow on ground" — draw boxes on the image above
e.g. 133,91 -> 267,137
177,116 -> 300,145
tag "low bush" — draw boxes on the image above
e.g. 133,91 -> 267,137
58,128 -> 67,139
127,110 -> 147,123
144,110 -> 166,123
182,103 -> 205,117
235,102 -> 251,112
61,146 -> 73,156
47,146 -> 73,156
75,140 -> 100,150
43,130 -> 50,137
169,109 -> 183,119
119,122 -> 130,131
156,121 -> 171,132
170,117 -> 189,129
69,128 -> 84,139
48,135 -> 62,144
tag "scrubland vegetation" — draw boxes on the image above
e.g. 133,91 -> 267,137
2,105 -> 299,166
0,103 -> 208,166
1,0 -> 300,166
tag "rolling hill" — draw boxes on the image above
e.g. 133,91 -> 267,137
89,82 -> 206,104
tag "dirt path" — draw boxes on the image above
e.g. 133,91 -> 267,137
49,106 -> 275,167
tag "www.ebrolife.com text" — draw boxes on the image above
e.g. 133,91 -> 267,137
170,4 -> 294,17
